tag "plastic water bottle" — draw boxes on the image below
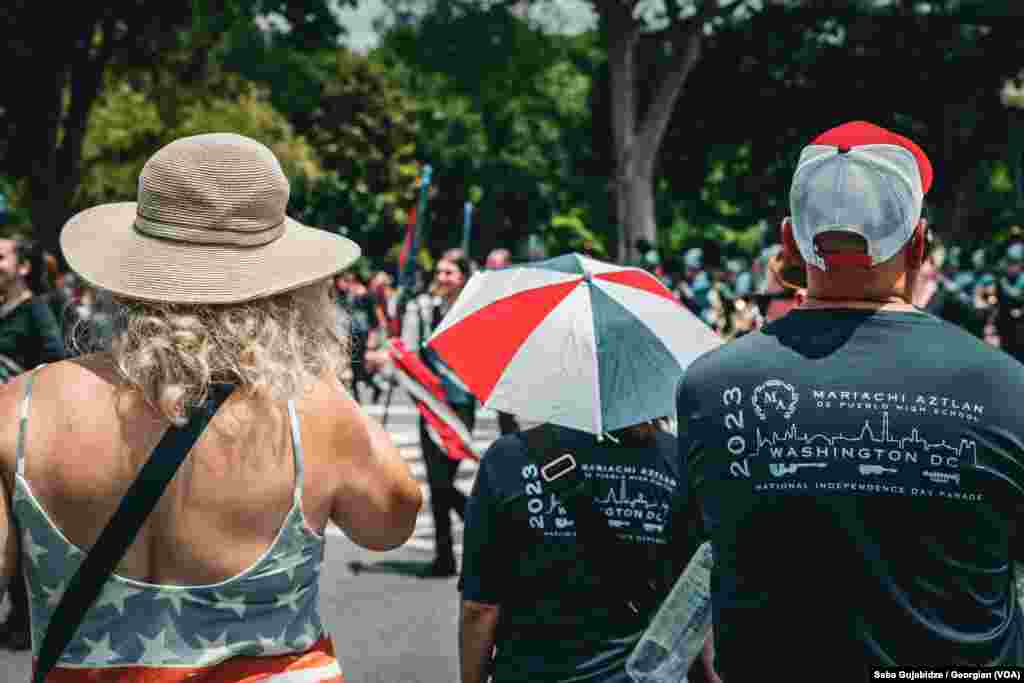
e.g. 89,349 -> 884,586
627,541 -> 714,683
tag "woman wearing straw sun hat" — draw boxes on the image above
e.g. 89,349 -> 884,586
0,132 -> 422,682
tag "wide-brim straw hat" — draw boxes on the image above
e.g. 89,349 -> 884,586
61,132 -> 361,304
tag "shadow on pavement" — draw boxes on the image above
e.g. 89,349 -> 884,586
347,559 -> 439,578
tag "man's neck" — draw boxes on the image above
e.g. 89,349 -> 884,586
799,293 -> 918,312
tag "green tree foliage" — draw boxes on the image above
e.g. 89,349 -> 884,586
220,34 -> 421,263
76,75 -> 323,211
379,0 -> 1024,267
0,0 -> 342,262
372,7 -> 601,260
653,0 -> 1024,254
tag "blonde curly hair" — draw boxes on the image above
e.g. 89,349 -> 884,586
77,279 -> 350,425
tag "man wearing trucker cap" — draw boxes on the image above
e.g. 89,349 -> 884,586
676,121 -> 1024,679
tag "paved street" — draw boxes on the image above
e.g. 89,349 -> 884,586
0,385 -> 501,682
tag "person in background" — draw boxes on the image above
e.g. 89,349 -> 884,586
756,246 -> 806,323
915,229 -> 986,339
37,252 -> 72,339
485,248 -> 511,271
66,282 -> 117,353
444,248 -> 477,277
368,270 -> 396,335
996,240 -> 1024,363
676,248 -> 710,319
363,269 -> 398,381
402,252 -> 478,577
336,271 -> 381,404
974,272 -> 1002,347
0,238 -> 65,371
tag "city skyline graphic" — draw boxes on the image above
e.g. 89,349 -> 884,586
596,478 -> 670,510
755,411 -> 977,462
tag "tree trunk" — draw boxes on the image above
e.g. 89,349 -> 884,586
23,20 -> 113,269
603,6 -> 704,264
605,6 -> 639,263
617,171 -> 657,264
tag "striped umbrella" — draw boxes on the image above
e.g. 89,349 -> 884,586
426,253 -> 722,436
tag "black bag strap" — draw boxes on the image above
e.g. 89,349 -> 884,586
33,383 -> 237,682
521,424 -> 662,618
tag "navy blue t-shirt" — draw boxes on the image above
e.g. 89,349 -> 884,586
459,425 -> 687,683
677,308 -> 1024,679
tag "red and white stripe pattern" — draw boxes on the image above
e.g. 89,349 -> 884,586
429,254 -> 721,435
387,339 -> 480,461
39,637 -> 343,683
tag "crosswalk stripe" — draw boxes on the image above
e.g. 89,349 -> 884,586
398,438 -> 498,455
346,397 -> 512,559
405,462 -> 479,482
362,403 -> 500,420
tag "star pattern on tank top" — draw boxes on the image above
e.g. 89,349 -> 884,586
153,590 -> 187,616
94,583 -> 145,616
81,634 -> 119,666
12,482 -> 327,669
9,383 -> 332,672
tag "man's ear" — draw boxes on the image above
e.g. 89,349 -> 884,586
781,217 -> 803,264
16,260 -> 30,280
908,219 -> 927,270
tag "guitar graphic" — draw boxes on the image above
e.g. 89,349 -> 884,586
769,462 -> 828,477
858,464 -> 898,476
922,470 -> 960,485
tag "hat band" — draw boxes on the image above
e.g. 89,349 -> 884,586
134,213 -> 285,247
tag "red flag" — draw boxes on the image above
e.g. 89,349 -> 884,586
387,339 -> 479,462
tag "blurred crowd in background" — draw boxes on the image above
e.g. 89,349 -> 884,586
12,225 -> 1024,400
327,231 -> 1024,405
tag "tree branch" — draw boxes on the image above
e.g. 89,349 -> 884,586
630,2 -> 751,173
633,22 -> 702,174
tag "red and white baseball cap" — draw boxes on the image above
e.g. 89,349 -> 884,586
789,121 -> 934,270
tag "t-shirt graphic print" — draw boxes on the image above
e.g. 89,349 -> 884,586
728,378 -> 983,501
677,308 -> 1024,674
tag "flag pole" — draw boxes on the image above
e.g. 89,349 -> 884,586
397,164 -> 433,311
385,164 -> 432,428
461,201 -> 473,256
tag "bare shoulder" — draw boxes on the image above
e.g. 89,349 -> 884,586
295,373 -> 375,462
0,359 -> 112,487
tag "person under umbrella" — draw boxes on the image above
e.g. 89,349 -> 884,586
426,253 -> 722,682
